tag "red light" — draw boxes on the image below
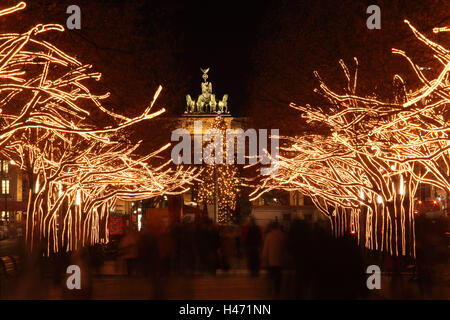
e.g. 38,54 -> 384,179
418,200 -> 422,204
350,230 -> 356,235
413,210 -> 419,215
433,200 -> 437,205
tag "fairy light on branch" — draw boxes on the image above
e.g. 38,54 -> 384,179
252,20 -> 450,258
0,2 -> 199,254
198,116 -> 240,224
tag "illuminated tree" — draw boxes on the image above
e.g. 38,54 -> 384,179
0,2 -> 198,253
3,134 -> 196,254
252,20 -> 450,257
0,2 -> 165,147
198,116 -> 240,224
251,132 -> 419,256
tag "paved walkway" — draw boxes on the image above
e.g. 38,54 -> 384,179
1,243 -> 448,300
2,263 -> 448,299
0,238 -> 19,256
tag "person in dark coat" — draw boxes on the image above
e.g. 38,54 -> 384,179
262,221 -> 285,297
287,219 -> 313,298
245,217 -> 262,276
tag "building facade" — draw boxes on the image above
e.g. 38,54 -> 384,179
0,159 -> 27,225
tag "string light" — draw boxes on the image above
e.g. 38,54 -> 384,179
399,175 -> 405,195
377,195 -> 383,204
198,116 -> 240,224
252,20 -> 450,257
0,2 -> 199,254
75,189 -> 81,206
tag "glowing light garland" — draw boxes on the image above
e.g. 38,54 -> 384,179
251,21 -> 450,257
0,2 -> 165,148
0,2 -> 198,254
197,116 -> 240,224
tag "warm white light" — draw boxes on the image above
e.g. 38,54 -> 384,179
377,195 -> 383,204
75,189 -> 81,206
58,183 -> 63,197
0,1 -> 199,255
399,175 -> 405,195
137,213 -> 142,231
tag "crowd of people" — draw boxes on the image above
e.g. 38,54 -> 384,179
114,215 -> 369,299
5,213 -> 445,299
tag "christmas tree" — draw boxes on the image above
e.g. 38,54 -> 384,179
198,116 -> 240,223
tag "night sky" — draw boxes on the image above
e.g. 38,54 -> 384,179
141,0 -> 268,116
8,0 -> 450,125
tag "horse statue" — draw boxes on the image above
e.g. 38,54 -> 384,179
218,94 -> 228,113
186,94 -> 196,113
209,94 -> 217,112
196,94 -> 206,113
196,81 -> 212,113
